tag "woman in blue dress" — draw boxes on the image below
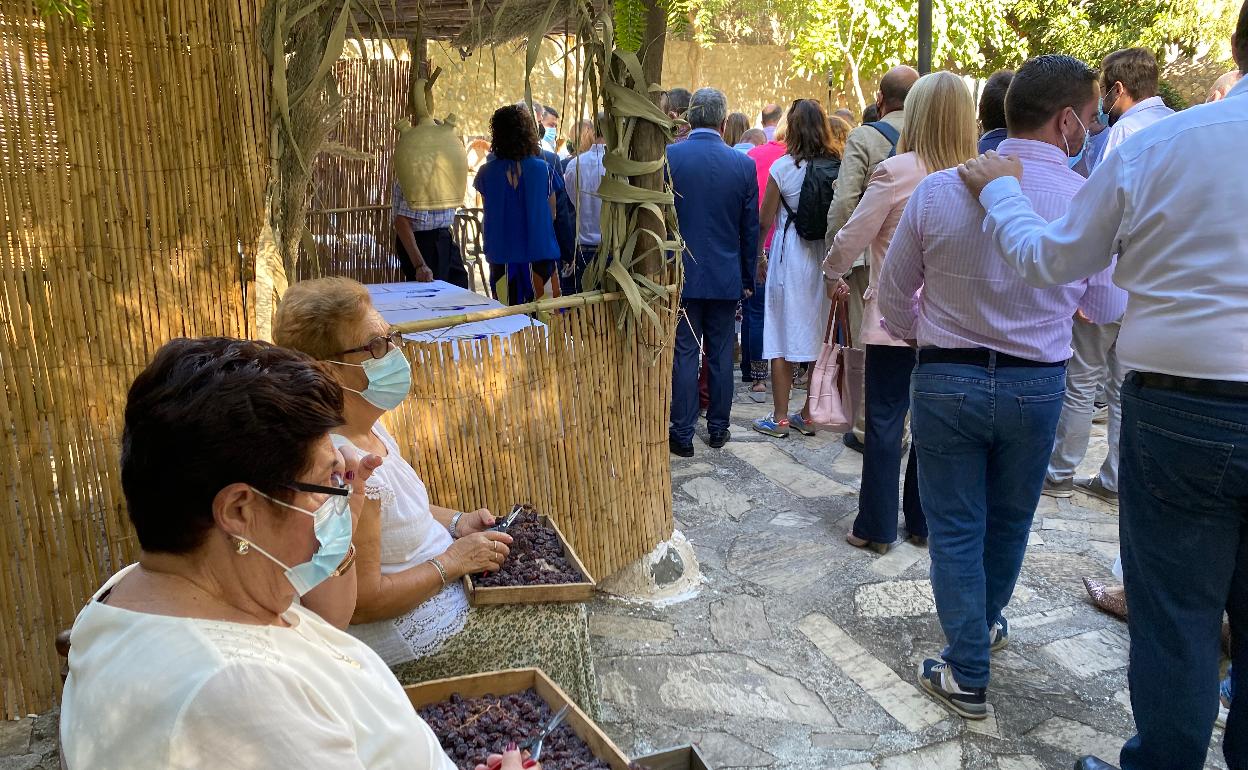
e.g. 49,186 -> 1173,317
472,105 -> 562,305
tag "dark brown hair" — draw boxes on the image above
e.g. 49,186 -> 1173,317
121,338 -> 344,553
784,99 -> 844,167
1101,47 -> 1160,100
489,105 -> 540,161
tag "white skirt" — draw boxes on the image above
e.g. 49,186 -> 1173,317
762,221 -> 831,363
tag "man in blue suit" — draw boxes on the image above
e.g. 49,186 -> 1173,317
667,88 -> 761,456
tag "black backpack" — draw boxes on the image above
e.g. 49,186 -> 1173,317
780,156 -> 842,241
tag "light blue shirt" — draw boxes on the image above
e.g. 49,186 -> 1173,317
562,144 -> 607,247
1089,96 -> 1174,172
977,77 -> 1248,381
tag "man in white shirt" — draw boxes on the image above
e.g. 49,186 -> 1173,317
1042,46 -> 1176,506
958,6 -> 1248,767
561,114 -> 607,294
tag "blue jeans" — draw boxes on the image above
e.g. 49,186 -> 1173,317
854,345 -> 925,543
671,298 -> 737,444
1117,373 -> 1248,770
740,282 -> 766,381
910,359 -> 1065,688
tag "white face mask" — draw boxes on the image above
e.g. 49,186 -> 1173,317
1062,107 -> 1090,159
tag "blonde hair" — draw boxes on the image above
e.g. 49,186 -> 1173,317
828,115 -> 851,158
274,277 -> 374,361
897,71 -> 978,174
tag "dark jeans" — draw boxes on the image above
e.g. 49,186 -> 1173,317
560,245 -> 596,296
394,227 -> 471,288
853,345 -> 925,544
1117,373 -> 1248,770
910,359 -> 1065,688
671,298 -> 737,445
740,283 -> 766,382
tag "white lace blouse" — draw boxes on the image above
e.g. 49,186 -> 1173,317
60,565 -> 456,770
344,424 -> 470,665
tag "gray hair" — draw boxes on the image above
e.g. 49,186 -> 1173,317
686,88 -> 728,130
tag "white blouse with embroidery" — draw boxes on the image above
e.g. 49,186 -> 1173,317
60,565 -> 456,770
343,424 -> 470,665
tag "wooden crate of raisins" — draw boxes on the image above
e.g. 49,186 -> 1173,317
632,745 -> 713,770
464,512 -> 597,605
406,667 -> 630,770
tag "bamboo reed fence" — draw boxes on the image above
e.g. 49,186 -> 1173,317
0,0 -> 268,718
298,58 -> 411,283
382,291 -> 677,584
0,0 -> 680,724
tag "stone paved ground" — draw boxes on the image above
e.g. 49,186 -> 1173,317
3,387 -> 1230,770
589,385 -> 1230,770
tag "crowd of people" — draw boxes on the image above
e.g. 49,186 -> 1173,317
664,8 -> 1245,770
52,4 -> 1246,768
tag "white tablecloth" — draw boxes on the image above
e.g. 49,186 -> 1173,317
365,280 -> 544,344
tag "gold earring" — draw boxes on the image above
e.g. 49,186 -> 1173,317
234,538 -> 250,555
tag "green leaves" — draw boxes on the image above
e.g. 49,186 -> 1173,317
33,0 -> 92,27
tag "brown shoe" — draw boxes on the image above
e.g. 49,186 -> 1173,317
847,533 -> 890,555
1083,577 -> 1128,620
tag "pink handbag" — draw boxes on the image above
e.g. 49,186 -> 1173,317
805,298 -> 854,432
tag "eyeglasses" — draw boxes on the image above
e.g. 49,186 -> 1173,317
334,331 -> 404,360
285,472 -> 350,498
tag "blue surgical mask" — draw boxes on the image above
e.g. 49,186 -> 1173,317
1096,97 -> 1109,128
244,487 -> 352,596
334,346 -> 412,411
543,126 -> 558,144
1063,108 -> 1090,163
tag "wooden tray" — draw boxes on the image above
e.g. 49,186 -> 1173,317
405,667 -> 630,770
463,514 -> 596,605
632,745 -> 713,770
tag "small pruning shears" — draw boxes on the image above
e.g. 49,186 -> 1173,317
490,504 -> 524,533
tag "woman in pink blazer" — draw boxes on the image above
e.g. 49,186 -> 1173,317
823,72 -> 979,553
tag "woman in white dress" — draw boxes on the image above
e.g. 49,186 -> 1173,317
60,337 -> 538,769
752,100 -> 851,438
274,277 -> 600,716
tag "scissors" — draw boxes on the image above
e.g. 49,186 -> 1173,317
490,504 -> 525,533
482,705 -> 569,768
480,505 -> 525,578
520,704 -> 570,761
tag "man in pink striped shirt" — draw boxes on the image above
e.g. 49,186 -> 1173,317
877,55 -> 1127,720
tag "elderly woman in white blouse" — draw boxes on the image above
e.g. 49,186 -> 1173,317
59,337 -> 536,770
274,277 -> 600,714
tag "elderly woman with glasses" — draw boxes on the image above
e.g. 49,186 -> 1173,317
60,337 -> 546,769
273,277 -> 600,716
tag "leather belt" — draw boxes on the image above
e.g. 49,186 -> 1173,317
1131,371 -> 1248,400
918,347 -> 1066,369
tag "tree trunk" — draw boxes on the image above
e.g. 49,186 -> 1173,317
846,56 -> 866,116
687,11 -> 703,87
632,0 -> 669,277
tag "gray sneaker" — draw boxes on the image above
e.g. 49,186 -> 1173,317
989,619 -> 1009,653
1042,478 -> 1074,498
1074,477 -> 1118,505
917,658 -> 988,720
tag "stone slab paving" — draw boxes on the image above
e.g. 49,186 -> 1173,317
2,388 -> 1231,770
591,385 -> 1231,770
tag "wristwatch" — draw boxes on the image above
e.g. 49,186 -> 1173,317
449,510 -> 465,539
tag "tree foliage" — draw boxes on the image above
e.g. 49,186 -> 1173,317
626,0 -> 1241,111
788,0 -> 1025,111
1011,0 -> 1240,64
